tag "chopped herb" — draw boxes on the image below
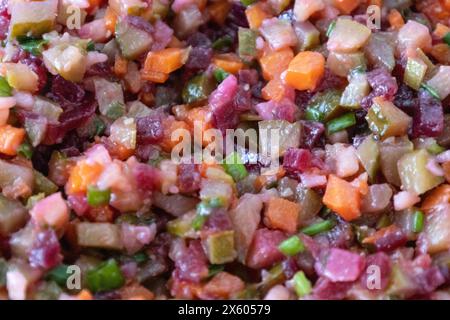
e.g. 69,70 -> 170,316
240,0 -> 256,6
86,259 -> 125,293
301,220 -> 335,236
212,36 -> 233,51
87,186 -> 111,207
17,36 -> 48,55
278,236 -> 305,256
0,76 -> 12,97
208,264 -> 225,277
326,112 -> 356,135
86,41 -> 95,51
213,68 -> 230,83
222,152 -> 248,182
17,141 -> 33,159
133,252 -> 148,263
412,210 -> 424,233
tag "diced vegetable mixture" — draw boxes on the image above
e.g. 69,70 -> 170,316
1,0 -> 450,301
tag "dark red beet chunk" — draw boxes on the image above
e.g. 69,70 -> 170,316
174,240 -> 209,283
136,116 -> 164,144
246,228 -> 286,269
177,163 -> 201,193
49,75 -> 86,109
185,46 -> 212,71
394,84 -> 417,116
85,62 -> 113,78
133,163 -> 160,193
22,56 -> 48,92
0,14 -> 9,40
314,69 -> 347,93
412,89 -> 444,138
372,226 -> 408,252
299,121 -> 325,149
228,3 -> 249,28
29,229 -> 62,270
361,67 -> 398,110
312,277 -> 352,300
283,148 -> 312,173
360,252 -> 391,291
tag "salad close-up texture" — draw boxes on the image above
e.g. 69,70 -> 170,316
1,0 -> 450,301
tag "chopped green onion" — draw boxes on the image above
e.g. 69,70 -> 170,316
214,68 -> 229,83
17,36 -> 48,56
222,152 -> 248,182
301,220 -> 335,236
208,264 -> 225,277
86,40 -> 95,51
443,32 -> 450,46
17,141 -> 33,159
326,20 -> 336,38
212,36 -> 233,50
420,83 -> 441,100
293,271 -> 312,297
133,252 -> 148,263
192,214 -> 207,231
412,210 -> 424,233
0,76 -> 12,97
87,259 -> 125,293
46,264 -> 70,287
87,186 -> 111,207
240,0 -> 256,6
326,112 -> 356,135
278,236 -> 305,256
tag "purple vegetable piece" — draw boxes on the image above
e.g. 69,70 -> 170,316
412,89 -> 444,138
29,229 -> 61,270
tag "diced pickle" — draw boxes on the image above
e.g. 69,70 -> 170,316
366,97 -> 412,139
259,120 -> 302,157
9,0 -> 58,38
356,134 -> 379,182
398,149 -> 444,195
305,89 -> 343,122
238,28 -> 258,59
167,211 -> 197,238
296,187 -> 322,227
182,74 -> 216,104
379,136 -> 414,187
326,52 -> 367,78
404,57 -> 427,90
76,222 -> 123,250
340,72 -> 370,108
203,230 -> 237,264
294,21 -> 320,51
43,45 -> 87,82
0,195 -> 28,236
33,170 -> 58,196
116,19 -> 153,60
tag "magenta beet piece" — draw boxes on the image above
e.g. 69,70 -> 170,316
49,75 -> 86,109
29,229 -> 62,270
283,148 -> 312,173
133,163 -> 160,193
175,240 -> 209,283
152,20 -> 173,51
300,121 -> 325,149
22,56 -> 48,92
209,74 -> 239,133
202,209 -> 233,233
185,46 -> 212,71
314,69 -> 346,93
321,248 -> 366,282
361,67 -> 398,110
394,83 -> 417,116
136,116 -> 164,144
312,277 -> 352,300
360,252 -> 391,291
246,228 -> 286,269
177,163 -> 201,193
412,89 -> 444,138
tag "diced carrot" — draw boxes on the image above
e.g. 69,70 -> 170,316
87,0 -> 104,13
434,23 -> 450,39
388,9 -> 405,30
445,0 -> 450,10
141,70 -> 169,83
121,284 -> 155,300
76,289 -> 93,300
212,54 -> 244,74
259,48 -> 294,81
160,117 -> 190,152
208,0 -> 231,25
114,54 -> 128,77
201,272 -> 245,299
362,225 -> 402,246
144,48 -> 188,74
264,197 -> 300,233
245,3 -> 272,30
66,160 -> 104,194
261,78 -> 290,101
195,0 -> 207,10
285,51 -> 325,91
104,6 -> 118,33
0,125 -> 25,156
323,174 -> 361,221
186,107 -> 213,147
422,184 -> 450,214
333,0 -> 360,14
